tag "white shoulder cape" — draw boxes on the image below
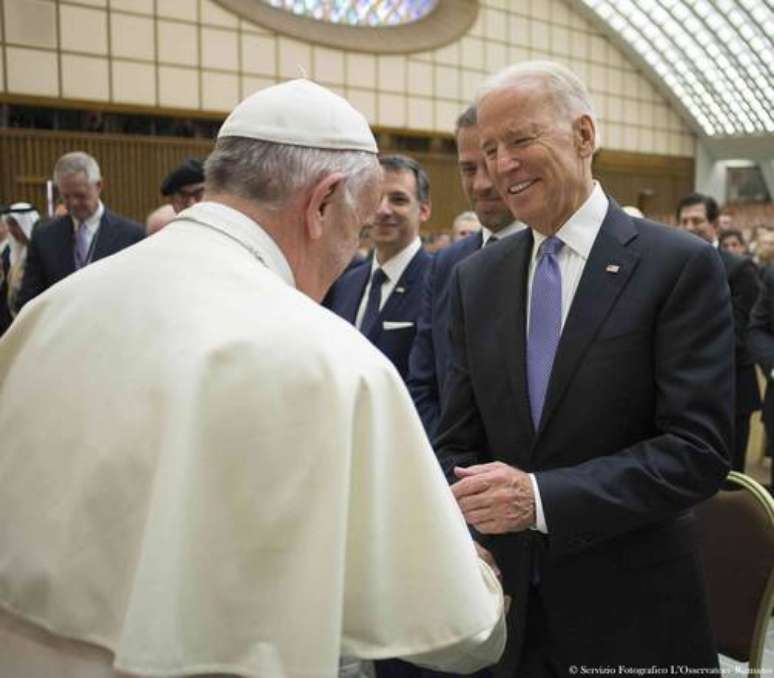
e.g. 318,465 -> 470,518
0,205 -> 504,677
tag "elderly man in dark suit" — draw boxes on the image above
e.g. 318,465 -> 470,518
15,151 -> 144,311
408,105 -> 524,438
677,192 -> 761,472
325,154 -> 432,382
436,61 -> 732,677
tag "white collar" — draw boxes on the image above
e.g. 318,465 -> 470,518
482,220 -> 527,245
73,201 -> 104,232
179,201 -> 296,288
372,237 -> 422,281
532,182 -> 608,259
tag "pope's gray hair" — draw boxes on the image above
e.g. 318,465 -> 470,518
478,61 -> 595,126
54,151 -> 102,185
205,137 -> 380,210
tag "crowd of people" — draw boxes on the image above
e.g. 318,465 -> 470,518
0,60 -> 771,677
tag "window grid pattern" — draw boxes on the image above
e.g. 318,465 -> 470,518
581,0 -> 774,136
0,0 -> 697,157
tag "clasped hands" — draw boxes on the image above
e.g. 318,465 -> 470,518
451,461 -> 535,534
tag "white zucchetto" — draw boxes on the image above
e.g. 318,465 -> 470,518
218,79 -> 378,154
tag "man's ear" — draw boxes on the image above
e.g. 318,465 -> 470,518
574,114 -> 596,158
305,172 -> 346,241
419,198 -> 432,224
94,179 -> 104,195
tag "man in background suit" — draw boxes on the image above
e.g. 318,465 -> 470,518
408,105 -> 524,437
748,251 -> 774,490
436,61 -> 732,676
677,192 -> 761,472
325,154 -> 432,381
15,151 -> 144,311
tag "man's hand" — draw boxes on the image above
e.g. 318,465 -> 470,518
452,462 -> 535,534
474,541 -> 501,580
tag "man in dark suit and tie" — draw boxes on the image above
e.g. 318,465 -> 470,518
436,61 -> 732,676
677,192 -> 761,472
408,105 -> 524,437
15,151 -> 144,311
325,154 -> 432,382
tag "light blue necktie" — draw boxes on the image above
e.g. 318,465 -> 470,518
74,221 -> 90,269
360,268 -> 387,337
527,236 -> 563,428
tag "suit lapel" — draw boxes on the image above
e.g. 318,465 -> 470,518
373,248 -> 429,330
344,264 -> 371,324
493,230 -> 535,438
538,203 -> 640,433
58,216 -> 77,273
92,210 -> 118,261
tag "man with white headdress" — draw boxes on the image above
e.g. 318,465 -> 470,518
0,201 -> 39,335
0,80 -> 505,678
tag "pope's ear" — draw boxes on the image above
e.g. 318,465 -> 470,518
305,172 -> 347,241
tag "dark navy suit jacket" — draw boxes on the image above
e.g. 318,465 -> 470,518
436,201 -> 732,672
325,246 -> 432,381
407,231 -> 482,437
16,208 -> 144,311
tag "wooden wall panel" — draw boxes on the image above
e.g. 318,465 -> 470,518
0,129 -> 213,223
0,129 -> 695,231
593,150 -> 694,222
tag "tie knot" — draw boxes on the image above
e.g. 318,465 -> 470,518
485,235 -> 499,247
540,236 -> 563,257
371,268 -> 388,286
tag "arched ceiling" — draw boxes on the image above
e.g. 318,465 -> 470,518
575,0 -> 774,139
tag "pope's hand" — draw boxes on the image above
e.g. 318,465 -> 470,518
452,462 -> 535,534
474,541 -> 501,580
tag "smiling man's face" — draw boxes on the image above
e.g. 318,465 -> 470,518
477,78 -> 594,235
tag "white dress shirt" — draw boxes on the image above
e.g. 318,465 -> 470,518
355,237 -> 422,330
526,182 -> 609,532
481,220 -> 526,246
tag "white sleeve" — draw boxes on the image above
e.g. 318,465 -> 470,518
398,560 -> 506,674
341,362 -> 506,673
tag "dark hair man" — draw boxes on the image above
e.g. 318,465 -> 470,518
408,104 -> 524,438
325,154 -> 433,381
677,192 -> 761,472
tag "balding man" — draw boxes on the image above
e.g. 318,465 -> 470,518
15,151 -> 144,311
0,80 -> 504,678
451,211 -> 481,242
436,62 -> 731,675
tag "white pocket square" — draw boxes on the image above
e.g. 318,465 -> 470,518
382,321 -> 414,330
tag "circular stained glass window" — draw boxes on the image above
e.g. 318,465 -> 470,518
264,0 -> 439,27
215,0 -> 477,54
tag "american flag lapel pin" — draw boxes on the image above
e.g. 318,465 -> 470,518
606,264 -> 620,273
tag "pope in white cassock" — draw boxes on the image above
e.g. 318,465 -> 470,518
0,80 -> 505,677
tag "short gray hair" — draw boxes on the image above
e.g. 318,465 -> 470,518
478,61 -> 595,126
453,210 -> 479,227
54,151 -> 102,185
205,137 -> 379,211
